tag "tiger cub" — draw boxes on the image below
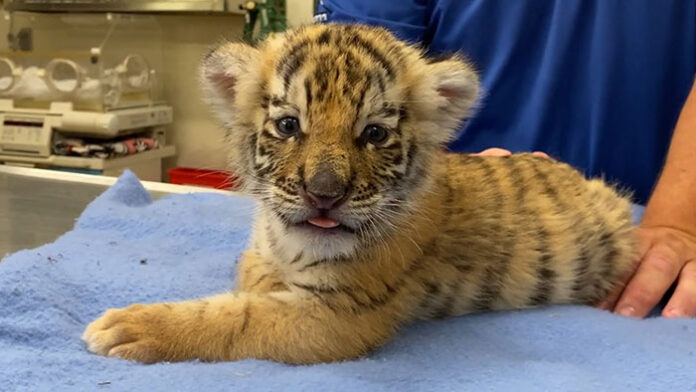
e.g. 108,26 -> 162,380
83,24 -> 637,364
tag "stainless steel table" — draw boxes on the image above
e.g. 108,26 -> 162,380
0,165 -> 229,257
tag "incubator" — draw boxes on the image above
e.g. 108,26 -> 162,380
0,12 -> 175,180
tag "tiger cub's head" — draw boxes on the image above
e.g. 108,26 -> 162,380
201,24 -> 479,257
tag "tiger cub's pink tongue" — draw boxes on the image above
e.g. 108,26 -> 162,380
307,217 -> 340,229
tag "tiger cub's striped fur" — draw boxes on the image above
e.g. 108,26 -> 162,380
83,24 -> 637,364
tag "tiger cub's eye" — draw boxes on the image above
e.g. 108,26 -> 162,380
275,117 -> 301,137
362,125 -> 389,146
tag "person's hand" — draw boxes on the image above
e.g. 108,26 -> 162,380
602,77 -> 696,318
599,226 -> 696,318
472,147 -> 549,158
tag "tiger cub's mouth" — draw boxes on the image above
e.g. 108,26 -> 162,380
307,216 -> 340,229
288,212 -> 358,235
293,221 -> 357,235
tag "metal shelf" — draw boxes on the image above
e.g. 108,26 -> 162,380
4,0 -> 247,14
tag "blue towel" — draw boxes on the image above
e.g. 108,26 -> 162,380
1,171 -> 694,392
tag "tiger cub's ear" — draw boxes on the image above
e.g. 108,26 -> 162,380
199,42 -> 260,126
415,55 -> 481,144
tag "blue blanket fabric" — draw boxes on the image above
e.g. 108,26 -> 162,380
1,171 -> 695,392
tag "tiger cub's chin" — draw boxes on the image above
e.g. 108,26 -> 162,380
283,222 -> 360,260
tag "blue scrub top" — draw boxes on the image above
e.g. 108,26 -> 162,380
315,0 -> 696,204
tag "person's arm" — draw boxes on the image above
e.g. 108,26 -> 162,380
604,77 -> 696,318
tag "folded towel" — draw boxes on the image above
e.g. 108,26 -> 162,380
1,171 -> 694,392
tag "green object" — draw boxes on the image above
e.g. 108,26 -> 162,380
242,0 -> 287,44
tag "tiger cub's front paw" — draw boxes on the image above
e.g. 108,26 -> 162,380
82,303 -> 176,363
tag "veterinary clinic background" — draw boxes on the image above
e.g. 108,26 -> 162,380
0,1 -> 695,391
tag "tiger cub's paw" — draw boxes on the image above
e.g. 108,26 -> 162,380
82,303 -> 176,364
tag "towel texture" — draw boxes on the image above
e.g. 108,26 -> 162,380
1,171 -> 694,392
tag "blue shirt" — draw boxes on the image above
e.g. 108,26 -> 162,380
316,0 -> 696,204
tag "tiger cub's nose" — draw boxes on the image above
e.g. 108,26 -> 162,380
303,166 -> 348,210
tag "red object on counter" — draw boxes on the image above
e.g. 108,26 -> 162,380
167,167 -> 237,190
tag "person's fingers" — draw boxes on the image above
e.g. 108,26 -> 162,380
471,148 -> 551,158
596,231 -> 653,310
613,242 -> 684,317
596,264 -> 636,311
662,260 -> 696,318
635,228 -> 656,258
597,287 -> 622,311
472,148 -> 512,157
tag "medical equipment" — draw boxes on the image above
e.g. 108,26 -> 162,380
0,13 -> 175,181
